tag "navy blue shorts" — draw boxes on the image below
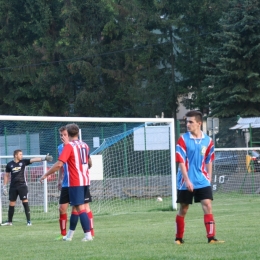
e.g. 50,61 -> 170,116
176,186 -> 213,204
69,186 -> 90,206
60,186 -> 92,204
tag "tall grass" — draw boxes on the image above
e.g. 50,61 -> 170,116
1,195 -> 260,260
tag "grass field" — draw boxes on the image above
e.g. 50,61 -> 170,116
1,195 -> 260,260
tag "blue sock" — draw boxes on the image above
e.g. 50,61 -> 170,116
69,212 -> 79,231
79,211 -> 90,232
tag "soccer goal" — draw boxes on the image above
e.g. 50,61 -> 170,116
213,147 -> 260,197
0,115 -> 176,222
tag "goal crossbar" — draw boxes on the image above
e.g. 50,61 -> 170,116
0,115 -> 174,123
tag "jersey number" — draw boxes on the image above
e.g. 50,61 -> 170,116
79,147 -> 88,165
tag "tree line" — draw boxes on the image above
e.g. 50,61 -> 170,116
0,0 -> 259,118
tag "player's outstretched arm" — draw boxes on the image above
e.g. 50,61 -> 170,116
30,153 -> 53,163
39,160 -> 63,183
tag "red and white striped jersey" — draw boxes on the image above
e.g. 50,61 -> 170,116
58,140 -> 90,187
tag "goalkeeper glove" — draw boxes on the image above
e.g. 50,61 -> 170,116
43,153 -> 53,162
3,185 -> 8,196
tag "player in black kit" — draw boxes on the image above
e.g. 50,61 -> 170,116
1,149 -> 53,226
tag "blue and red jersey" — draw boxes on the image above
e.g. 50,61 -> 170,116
58,140 -> 90,187
58,143 -> 69,188
176,131 -> 215,190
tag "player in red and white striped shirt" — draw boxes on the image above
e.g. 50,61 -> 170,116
40,123 -> 92,242
59,139 -> 91,187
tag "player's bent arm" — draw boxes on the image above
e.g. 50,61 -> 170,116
58,167 -> 64,182
88,157 -> 92,169
57,167 -> 64,190
205,162 -> 213,182
40,160 -> 64,182
61,135 -> 69,145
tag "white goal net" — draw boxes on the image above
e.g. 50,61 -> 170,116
0,116 -> 176,222
213,147 -> 260,196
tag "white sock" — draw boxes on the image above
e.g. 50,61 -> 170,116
84,231 -> 92,239
67,230 -> 75,238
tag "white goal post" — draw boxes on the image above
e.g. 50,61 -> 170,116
0,115 -> 177,222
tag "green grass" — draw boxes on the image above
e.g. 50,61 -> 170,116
1,195 -> 260,260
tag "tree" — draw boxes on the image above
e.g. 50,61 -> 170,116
0,0 -> 38,114
58,0 -> 114,117
155,0 -> 227,115
204,0 -> 260,117
94,0 -> 177,117
0,0 -> 70,116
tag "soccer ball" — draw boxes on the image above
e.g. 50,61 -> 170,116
157,197 -> 163,202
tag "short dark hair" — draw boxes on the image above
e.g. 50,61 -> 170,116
13,149 -> 22,157
66,123 -> 79,137
185,110 -> 203,123
59,126 -> 67,132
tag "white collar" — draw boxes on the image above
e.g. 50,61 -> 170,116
188,131 -> 205,140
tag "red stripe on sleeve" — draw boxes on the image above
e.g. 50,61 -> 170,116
177,136 -> 186,151
176,153 -> 185,163
176,136 -> 186,163
205,139 -> 215,161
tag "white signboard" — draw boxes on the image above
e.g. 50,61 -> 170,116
89,155 -> 103,180
134,126 -> 169,151
93,137 -> 100,148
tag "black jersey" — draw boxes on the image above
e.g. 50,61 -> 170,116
6,159 -> 31,187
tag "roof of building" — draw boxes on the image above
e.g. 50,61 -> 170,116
230,117 -> 260,130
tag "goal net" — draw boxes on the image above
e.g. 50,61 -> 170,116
213,147 -> 260,197
0,116 -> 176,222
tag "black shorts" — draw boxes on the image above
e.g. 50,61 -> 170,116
176,186 -> 213,204
59,186 -> 92,205
59,187 -> 70,204
9,185 -> 28,201
83,185 -> 92,204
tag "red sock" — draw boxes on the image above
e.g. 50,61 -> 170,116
59,213 -> 67,236
204,214 -> 215,238
175,215 -> 185,239
87,211 -> 94,237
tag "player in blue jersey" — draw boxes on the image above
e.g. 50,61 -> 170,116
55,126 -> 94,240
175,110 -> 224,244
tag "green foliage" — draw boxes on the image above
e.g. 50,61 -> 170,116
97,0 -> 175,117
0,0 -> 70,116
204,0 -> 260,117
155,0 -> 227,114
215,117 -> 240,148
0,0 -> 259,118
59,0 -> 114,116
